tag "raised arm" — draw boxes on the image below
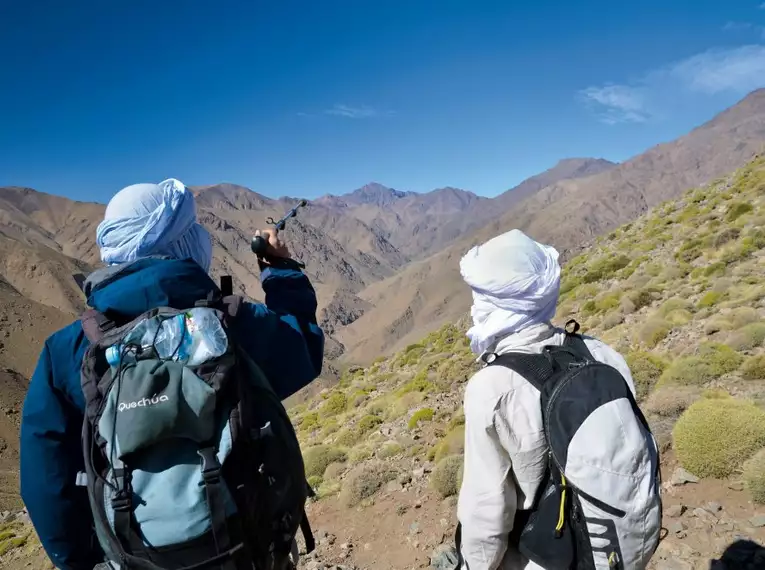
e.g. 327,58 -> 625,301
235,263 -> 324,400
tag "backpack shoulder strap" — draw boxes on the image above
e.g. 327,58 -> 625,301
80,309 -> 116,344
484,351 -> 555,393
561,319 -> 595,362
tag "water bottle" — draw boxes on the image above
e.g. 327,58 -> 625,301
185,308 -> 228,366
105,318 -> 162,368
153,315 -> 194,362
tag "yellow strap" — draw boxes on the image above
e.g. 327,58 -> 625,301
556,475 -> 567,532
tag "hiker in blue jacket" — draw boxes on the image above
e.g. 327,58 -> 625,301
19,179 -> 324,570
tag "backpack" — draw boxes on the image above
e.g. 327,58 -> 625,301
77,284 -> 315,570
455,321 -> 662,570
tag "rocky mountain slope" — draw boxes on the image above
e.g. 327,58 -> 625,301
313,157 -> 617,261
4,120 -> 765,570
276,155 -> 765,570
0,153 -> 616,368
334,89 -> 765,365
0,283 -> 78,515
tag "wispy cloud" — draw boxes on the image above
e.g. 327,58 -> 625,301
323,104 -> 393,119
579,45 -> 765,124
760,2 -> 765,9
578,84 -> 650,124
723,20 -> 765,39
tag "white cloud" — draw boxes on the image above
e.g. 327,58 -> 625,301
579,44 -> 765,124
324,104 -> 392,119
578,84 -> 650,124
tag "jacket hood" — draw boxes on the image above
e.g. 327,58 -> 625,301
83,257 -> 219,319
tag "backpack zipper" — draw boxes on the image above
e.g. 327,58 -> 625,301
543,363 -> 628,519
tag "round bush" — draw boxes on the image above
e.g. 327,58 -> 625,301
742,355 -> 765,380
339,462 -> 399,508
302,445 -> 347,478
430,455 -> 464,498
626,351 -> 668,401
643,386 -> 700,418
743,448 -> 765,504
673,398 -> 765,478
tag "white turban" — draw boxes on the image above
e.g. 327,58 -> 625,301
96,178 -> 212,272
459,229 -> 561,355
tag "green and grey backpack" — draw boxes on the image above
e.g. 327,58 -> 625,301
78,290 -> 314,570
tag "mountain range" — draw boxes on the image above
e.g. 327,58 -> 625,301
1,88 -> 765,392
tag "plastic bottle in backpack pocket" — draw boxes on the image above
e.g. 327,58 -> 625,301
151,310 -> 228,365
184,308 -> 228,366
153,315 -> 194,362
105,318 -> 162,368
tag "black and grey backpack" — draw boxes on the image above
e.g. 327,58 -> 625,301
456,321 -> 662,570
77,285 -> 314,570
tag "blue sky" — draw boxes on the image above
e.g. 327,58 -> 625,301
1,0 -> 764,203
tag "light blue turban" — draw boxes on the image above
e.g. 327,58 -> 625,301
96,178 -> 212,272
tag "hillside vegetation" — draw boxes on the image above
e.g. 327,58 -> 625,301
291,154 -> 765,511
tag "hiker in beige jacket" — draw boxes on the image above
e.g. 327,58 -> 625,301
455,229 -> 638,570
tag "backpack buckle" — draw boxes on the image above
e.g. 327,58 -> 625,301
198,447 -> 222,484
111,492 -> 132,512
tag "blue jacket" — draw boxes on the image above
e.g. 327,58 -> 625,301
19,257 -> 324,570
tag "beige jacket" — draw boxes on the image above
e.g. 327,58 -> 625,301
456,322 -> 636,570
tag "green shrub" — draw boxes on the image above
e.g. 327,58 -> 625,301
658,298 -> 693,317
377,441 -> 403,459
626,289 -> 653,312
582,255 -> 631,284
307,475 -> 323,488
324,462 -> 347,481
320,419 -> 340,438
698,291 -> 725,308
727,323 -> 765,351
742,356 -> 765,380
430,455 -> 464,498
321,392 -> 348,416
703,262 -> 726,278
0,534 -> 27,557
339,462 -> 399,508
714,227 -> 741,247
358,414 -> 383,435
658,357 -> 714,387
665,309 -> 692,326
676,238 -> 705,262
698,342 -> 745,376
704,318 -> 733,335
638,319 -> 671,348
581,300 -> 597,316
299,412 -> 320,433
601,312 -> 624,331
673,398 -> 765,478
432,425 -> 466,463
744,449 -> 765,504
701,388 -> 732,399
626,352 -> 668,400
396,371 -> 435,397
348,445 -> 374,464
448,411 -> 465,430
303,445 -> 348,478
729,308 -> 761,329
726,202 -> 754,222
408,408 -> 435,429
436,354 -> 479,385
594,293 -> 621,313
644,386 -> 700,418
335,428 -> 362,447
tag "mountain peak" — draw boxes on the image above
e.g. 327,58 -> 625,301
351,183 -> 412,206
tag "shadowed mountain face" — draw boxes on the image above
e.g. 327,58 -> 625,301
2,89 -> 765,378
